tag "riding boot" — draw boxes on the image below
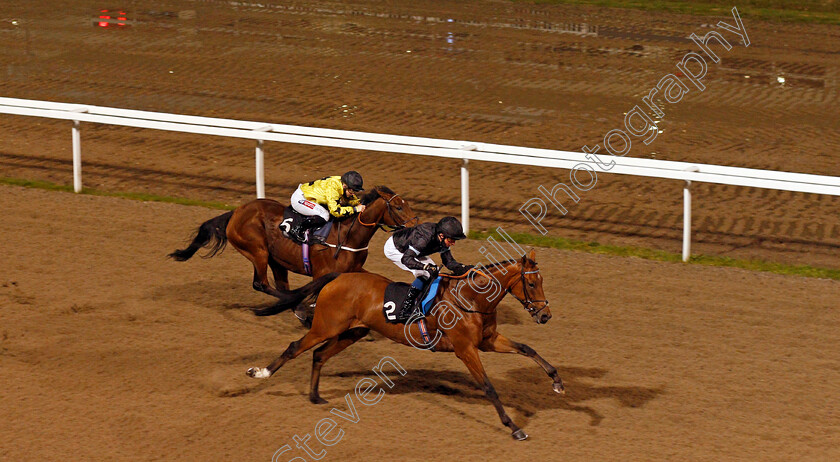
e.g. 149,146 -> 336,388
290,216 -> 326,243
303,216 -> 328,244
289,223 -> 308,242
398,286 -> 423,322
308,216 -> 332,244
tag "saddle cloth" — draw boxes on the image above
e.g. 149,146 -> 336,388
382,276 -> 442,324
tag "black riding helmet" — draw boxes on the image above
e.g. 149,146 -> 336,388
341,171 -> 364,191
436,216 -> 467,240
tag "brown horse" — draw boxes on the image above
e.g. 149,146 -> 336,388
169,186 -> 417,299
245,250 -> 563,440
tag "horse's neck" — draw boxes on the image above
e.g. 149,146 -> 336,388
446,263 -> 518,312
338,198 -> 383,246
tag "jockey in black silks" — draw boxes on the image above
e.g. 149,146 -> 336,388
383,216 -> 472,321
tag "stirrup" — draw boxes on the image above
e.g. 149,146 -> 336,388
407,304 -> 424,321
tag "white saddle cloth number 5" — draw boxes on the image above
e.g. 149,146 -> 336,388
280,217 -> 293,233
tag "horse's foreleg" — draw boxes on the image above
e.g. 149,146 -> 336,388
480,333 -> 564,394
309,327 -> 370,404
267,258 -> 290,292
246,331 -> 328,379
229,222 -> 287,299
455,344 -> 527,441
245,249 -> 288,299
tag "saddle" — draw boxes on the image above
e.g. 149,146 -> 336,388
278,206 -> 334,275
382,276 -> 443,324
278,206 -> 332,245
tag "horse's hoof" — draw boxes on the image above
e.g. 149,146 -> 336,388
511,429 -> 528,441
553,382 -> 565,395
310,396 -> 328,405
247,367 -> 270,379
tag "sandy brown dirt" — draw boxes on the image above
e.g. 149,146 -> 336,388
1,0 -> 840,267
2,186 -> 840,461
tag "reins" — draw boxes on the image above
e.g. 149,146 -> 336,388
357,192 -> 414,232
328,190 -> 411,258
439,263 -> 547,316
439,268 -> 496,315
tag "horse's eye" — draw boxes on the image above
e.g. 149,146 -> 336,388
397,206 -> 403,211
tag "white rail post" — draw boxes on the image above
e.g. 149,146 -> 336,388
70,107 -> 88,193
254,125 -> 272,199
72,120 -> 82,192
683,166 -> 700,262
461,159 -> 469,234
460,145 -> 477,235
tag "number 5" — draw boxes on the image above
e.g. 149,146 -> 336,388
280,217 -> 293,233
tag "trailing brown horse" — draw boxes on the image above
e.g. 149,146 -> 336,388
246,250 -> 563,440
169,186 -> 417,298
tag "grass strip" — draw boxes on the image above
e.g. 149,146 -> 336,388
0,177 -> 235,210
516,0 -> 840,24
469,229 -> 840,280
5,177 -> 838,280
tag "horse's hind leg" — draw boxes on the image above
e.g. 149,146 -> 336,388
309,327 -> 370,404
246,329 -> 332,379
480,333 -> 564,394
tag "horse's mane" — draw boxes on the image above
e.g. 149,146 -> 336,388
476,256 -> 536,272
360,185 -> 395,205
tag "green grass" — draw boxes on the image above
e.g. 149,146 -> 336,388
469,229 -> 840,280
0,177 -> 235,210
516,0 -> 840,24
4,177 -> 839,281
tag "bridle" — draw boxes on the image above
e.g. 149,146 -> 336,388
505,265 -> 549,317
448,263 -> 548,317
330,191 -> 415,259
357,192 -> 416,232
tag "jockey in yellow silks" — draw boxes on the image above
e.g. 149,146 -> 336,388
290,171 -> 365,243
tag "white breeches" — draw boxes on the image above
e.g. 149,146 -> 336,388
384,236 -> 435,279
291,187 -> 330,221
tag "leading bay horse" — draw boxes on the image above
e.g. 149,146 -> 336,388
169,186 -> 417,299
246,250 -> 563,440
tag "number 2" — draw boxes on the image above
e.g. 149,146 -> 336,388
384,301 -> 396,320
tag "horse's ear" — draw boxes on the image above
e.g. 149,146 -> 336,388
528,248 -> 536,261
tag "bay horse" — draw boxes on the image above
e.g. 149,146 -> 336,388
169,186 -> 417,298
246,250 -> 564,440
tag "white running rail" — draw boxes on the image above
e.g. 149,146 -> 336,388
2,97 -> 839,261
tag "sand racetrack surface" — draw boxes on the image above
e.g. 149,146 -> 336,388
2,185 -> 839,461
2,1 -> 840,460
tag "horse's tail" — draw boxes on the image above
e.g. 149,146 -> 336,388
253,272 -> 341,317
168,211 -> 234,261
